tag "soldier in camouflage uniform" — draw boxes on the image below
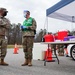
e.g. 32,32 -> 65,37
21,10 -> 37,66
0,8 -> 10,66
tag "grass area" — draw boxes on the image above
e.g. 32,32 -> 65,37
7,45 -> 22,48
7,45 -> 14,48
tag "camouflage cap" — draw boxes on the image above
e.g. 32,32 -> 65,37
0,8 -> 8,12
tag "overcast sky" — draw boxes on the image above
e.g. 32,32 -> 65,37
0,0 -> 75,33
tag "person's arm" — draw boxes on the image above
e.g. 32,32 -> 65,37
5,18 -> 11,29
28,18 -> 37,30
0,18 -> 7,26
0,18 -> 11,29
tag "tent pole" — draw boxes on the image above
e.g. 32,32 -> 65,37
46,17 -> 48,34
71,16 -> 74,31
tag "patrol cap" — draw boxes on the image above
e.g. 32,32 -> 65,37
0,8 -> 8,12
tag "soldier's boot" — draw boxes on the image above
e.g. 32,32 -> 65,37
28,59 -> 32,66
0,59 -> 8,66
21,59 -> 28,66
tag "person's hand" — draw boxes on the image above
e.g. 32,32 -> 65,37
21,26 -> 24,31
21,26 -> 23,29
23,26 -> 27,29
21,25 -> 28,31
21,26 -> 27,29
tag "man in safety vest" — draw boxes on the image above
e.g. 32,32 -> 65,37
21,10 -> 37,66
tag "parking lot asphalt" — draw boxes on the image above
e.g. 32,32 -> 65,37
0,48 -> 75,75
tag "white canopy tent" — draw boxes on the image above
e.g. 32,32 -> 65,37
46,0 -> 75,61
46,0 -> 75,23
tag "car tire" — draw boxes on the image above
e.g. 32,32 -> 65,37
70,45 -> 75,61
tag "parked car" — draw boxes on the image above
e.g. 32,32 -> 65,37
67,44 -> 75,60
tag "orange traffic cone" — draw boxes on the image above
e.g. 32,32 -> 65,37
13,44 -> 18,54
45,49 -> 55,62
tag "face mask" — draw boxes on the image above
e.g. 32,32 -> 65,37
2,12 -> 7,17
23,12 -> 27,18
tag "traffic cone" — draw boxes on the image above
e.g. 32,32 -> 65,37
13,44 -> 18,54
45,49 -> 55,62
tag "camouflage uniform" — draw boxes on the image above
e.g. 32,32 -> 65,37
57,45 -> 64,56
22,18 -> 37,59
0,8 -> 10,65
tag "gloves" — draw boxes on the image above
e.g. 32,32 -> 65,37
21,25 -> 28,31
21,26 -> 27,29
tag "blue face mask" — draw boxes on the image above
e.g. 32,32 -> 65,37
24,13 -> 26,18
23,11 -> 27,18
